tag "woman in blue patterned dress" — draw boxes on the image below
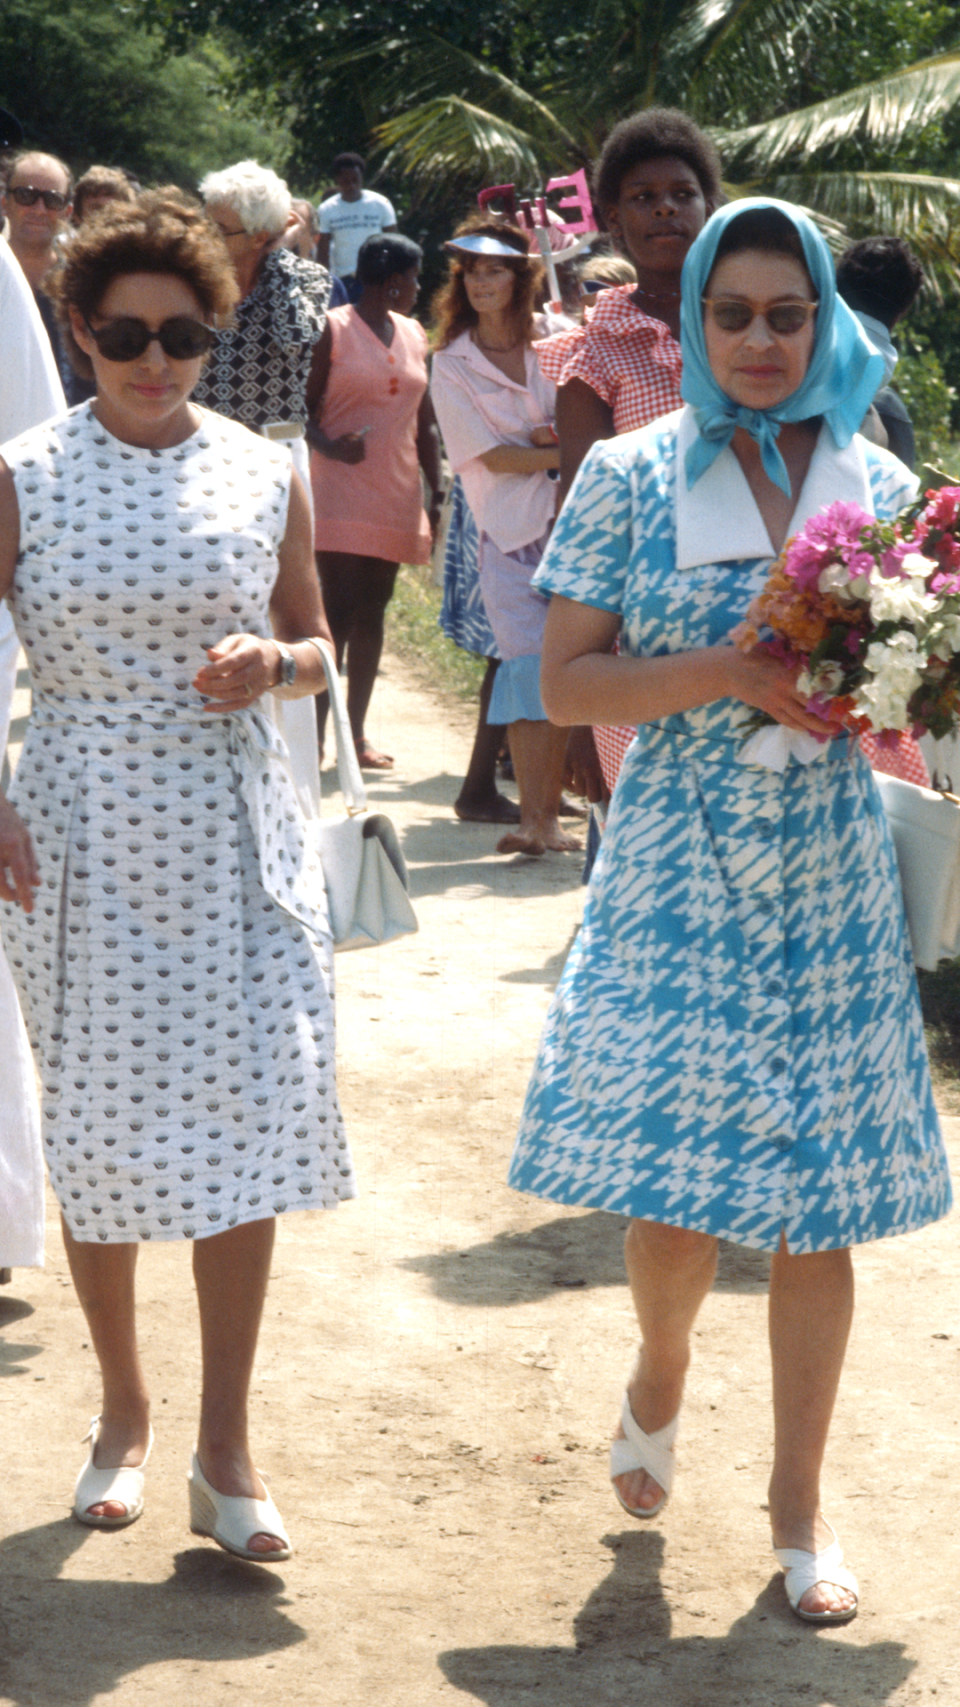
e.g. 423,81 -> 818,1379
508,200 -> 952,1624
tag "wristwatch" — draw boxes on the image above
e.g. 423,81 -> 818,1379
274,641 -> 297,688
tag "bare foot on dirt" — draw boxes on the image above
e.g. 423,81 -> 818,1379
455,792 -> 521,824
497,819 -> 581,856
496,829 -> 546,857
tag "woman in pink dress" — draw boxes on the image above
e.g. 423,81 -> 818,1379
307,233 -> 443,768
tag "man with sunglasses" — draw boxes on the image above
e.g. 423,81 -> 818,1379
1,150 -> 73,382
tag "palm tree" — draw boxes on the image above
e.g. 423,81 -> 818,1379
357,0 -> 960,285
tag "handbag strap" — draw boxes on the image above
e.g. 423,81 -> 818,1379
303,637 -> 368,816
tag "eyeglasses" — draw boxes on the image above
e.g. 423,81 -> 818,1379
8,184 -> 70,211
83,315 -> 217,362
702,297 -> 819,335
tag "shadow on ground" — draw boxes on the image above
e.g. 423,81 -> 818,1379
0,1519 -> 304,1704
399,1214 -> 770,1306
440,1531 -> 912,1707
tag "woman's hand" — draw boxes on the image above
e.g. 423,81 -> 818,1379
529,423 -> 558,448
723,647 -> 833,734
193,635 -> 281,712
0,794 -> 39,913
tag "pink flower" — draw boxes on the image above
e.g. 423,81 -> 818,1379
921,486 -> 960,532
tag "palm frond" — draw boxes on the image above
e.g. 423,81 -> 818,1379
756,170 -> 960,296
331,31 -> 590,182
374,98 -> 557,193
717,52 -> 960,171
669,0 -> 827,60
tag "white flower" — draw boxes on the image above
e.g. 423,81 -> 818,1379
817,562 -> 857,597
927,611 -> 960,662
900,552 -> 937,576
856,632 -> 925,730
868,576 -> 937,626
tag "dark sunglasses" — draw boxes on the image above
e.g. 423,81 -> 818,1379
9,184 -> 70,211
702,297 -> 819,336
82,315 -> 217,362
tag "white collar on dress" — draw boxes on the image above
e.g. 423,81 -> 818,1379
674,403 -> 873,570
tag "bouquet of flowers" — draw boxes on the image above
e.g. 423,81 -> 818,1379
734,486 -> 960,745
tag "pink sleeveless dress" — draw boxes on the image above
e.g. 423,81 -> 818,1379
310,305 -> 432,565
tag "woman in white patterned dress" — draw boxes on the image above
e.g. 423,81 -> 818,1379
0,190 -> 350,1561
508,201 -> 952,1623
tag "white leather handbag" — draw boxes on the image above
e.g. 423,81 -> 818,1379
875,773 -> 960,971
308,639 -> 418,953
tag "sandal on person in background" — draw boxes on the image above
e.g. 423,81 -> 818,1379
774,1523 -> 859,1624
73,1417 -> 154,1528
355,739 -> 394,771
188,1452 -> 292,1562
609,1391 -> 678,1519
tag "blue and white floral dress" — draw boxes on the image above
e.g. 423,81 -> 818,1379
508,409 -> 952,1253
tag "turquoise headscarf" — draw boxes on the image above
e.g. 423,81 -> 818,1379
679,197 -> 884,495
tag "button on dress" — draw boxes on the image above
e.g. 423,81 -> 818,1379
1,405 -> 355,1242
508,412 -> 952,1254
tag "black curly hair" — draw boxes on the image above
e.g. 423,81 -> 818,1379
593,108 -> 722,217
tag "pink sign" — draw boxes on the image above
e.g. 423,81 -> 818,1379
476,183 -> 517,221
477,171 -> 597,236
543,169 -> 597,234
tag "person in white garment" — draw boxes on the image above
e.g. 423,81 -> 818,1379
0,238 -> 65,1275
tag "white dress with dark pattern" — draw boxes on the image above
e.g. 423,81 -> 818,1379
1,404 -> 354,1242
508,412 -> 952,1254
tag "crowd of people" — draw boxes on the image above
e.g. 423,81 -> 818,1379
0,98 -> 952,1628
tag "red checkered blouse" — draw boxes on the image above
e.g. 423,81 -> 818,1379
535,284 -> 683,434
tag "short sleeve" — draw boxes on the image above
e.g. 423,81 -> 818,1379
318,198 -> 335,234
379,194 -> 397,225
430,355 -> 500,471
532,439 -> 635,613
865,441 -> 919,521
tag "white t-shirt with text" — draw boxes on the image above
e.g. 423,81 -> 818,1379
317,188 -> 396,277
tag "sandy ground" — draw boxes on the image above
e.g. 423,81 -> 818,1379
1,648 -> 959,1707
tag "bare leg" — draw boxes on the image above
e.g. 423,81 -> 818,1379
193,1216 -> 283,1555
61,1218 -> 151,1520
768,1237 -> 856,1617
496,719 -> 581,855
612,1219 -> 718,1512
454,658 -> 519,822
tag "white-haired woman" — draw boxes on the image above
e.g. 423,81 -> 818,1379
198,159 -> 333,800
196,159 -> 331,468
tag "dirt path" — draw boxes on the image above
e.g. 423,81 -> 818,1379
1,650 -> 958,1707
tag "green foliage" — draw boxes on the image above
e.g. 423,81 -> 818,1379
386,567 -> 486,705
893,331 -> 957,470
0,0 -> 292,188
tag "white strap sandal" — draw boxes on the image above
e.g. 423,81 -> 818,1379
774,1524 -> 859,1624
188,1452 -> 292,1563
609,1391 -> 678,1519
73,1416 -> 153,1529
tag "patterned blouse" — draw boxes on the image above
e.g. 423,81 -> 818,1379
534,284 -> 682,433
193,247 -> 331,430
